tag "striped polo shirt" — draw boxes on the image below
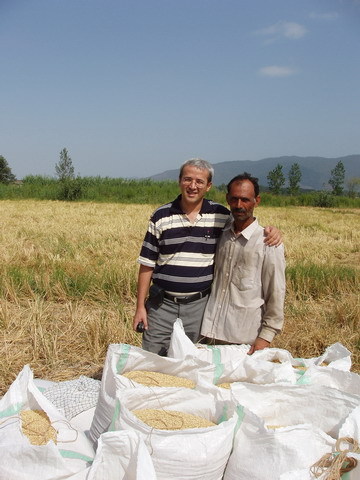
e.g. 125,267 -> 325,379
138,195 -> 230,293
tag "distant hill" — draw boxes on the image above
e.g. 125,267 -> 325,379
149,155 -> 360,190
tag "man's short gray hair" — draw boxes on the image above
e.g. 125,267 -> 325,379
179,158 -> 214,183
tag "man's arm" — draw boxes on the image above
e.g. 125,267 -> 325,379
133,264 -> 154,331
248,243 -> 286,355
264,226 -> 282,247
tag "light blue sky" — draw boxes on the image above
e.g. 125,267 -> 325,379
1,0 -> 359,179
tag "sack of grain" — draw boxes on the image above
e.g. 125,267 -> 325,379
301,414 -> 360,480
0,365 -> 95,480
87,430 -> 157,480
297,364 -> 360,395
170,320 -> 353,385
229,383 -> 360,438
294,342 -> 352,372
223,406 -> 336,480
206,343 -> 354,387
169,319 -> 298,385
111,386 -> 241,480
169,318 -> 250,364
279,436 -> 360,480
89,343 -> 214,443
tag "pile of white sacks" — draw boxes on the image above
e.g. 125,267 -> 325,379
1,318 -> 359,480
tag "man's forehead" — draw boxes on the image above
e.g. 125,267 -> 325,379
181,166 -> 209,178
228,180 -> 256,196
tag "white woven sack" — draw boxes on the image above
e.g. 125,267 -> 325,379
89,343 -> 214,443
229,383 -> 360,438
339,405 -> 360,442
228,348 -> 297,384
211,343 -> 353,387
0,365 -> 95,480
294,342 -> 352,372
297,365 -> 360,395
87,430 -> 157,480
167,318 -> 199,358
169,319 -> 297,385
280,454 -> 360,480
70,407 -> 96,433
223,406 -> 335,480
111,386 -> 241,480
168,318 -> 250,364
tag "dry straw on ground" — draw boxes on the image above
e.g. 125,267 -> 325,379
0,200 -> 359,394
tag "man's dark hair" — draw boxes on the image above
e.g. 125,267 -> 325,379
227,172 -> 260,196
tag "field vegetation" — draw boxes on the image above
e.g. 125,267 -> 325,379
0,199 -> 359,394
0,175 -> 359,208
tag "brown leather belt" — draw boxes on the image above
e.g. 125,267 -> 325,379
164,287 -> 211,304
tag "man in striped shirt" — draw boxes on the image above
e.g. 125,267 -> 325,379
133,158 -> 280,355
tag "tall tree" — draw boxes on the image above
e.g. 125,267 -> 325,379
329,160 -> 345,196
0,155 -> 16,184
267,163 -> 285,194
55,148 -> 75,181
288,162 -> 302,195
347,177 -> 360,198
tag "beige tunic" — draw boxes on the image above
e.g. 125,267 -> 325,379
201,219 -> 286,344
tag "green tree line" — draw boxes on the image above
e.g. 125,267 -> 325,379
1,174 -> 359,208
1,151 -> 359,207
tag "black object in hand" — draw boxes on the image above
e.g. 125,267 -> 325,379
136,322 -> 145,333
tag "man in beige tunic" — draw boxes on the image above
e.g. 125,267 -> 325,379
201,172 -> 286,354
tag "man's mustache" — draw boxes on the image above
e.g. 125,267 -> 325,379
233,208 -> 247,214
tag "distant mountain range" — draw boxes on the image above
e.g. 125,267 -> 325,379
149,155 -> 360,190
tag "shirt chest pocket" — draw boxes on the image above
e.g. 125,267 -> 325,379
231,266 -> 254,291
231,251 -> 263,291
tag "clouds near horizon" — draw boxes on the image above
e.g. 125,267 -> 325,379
256,21 -> 307,40
258,65 -> 298,77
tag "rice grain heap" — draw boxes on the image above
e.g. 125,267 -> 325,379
123,370 -> 195,388
217,382 -> 232,389
132,409 -> 216,430
20,409 -> 57,445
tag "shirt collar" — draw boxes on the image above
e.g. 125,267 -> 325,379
170,195 -> 212,215
225,217 -> 259,239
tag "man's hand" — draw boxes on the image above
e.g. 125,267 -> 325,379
264,226 -> 282,247
133,305 -> 148,332
247,337 -> 270,355
133,264 -> 153,332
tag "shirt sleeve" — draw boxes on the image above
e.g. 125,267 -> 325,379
138,216 -> 161,268
259,243 -> 286,342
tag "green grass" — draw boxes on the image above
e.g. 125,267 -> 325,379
286,263 -> 358,300
1,176 -> 359,207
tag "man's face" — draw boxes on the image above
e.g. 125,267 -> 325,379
179,165 -> 212,205
226,180 -> 260,226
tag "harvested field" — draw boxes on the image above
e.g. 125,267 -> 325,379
0,200 -> 359,394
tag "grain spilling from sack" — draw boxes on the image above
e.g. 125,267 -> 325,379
123,370 -> 195,388
217,382 -> 232,389
20,409 -> 57,445
132,409 -> 216,430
